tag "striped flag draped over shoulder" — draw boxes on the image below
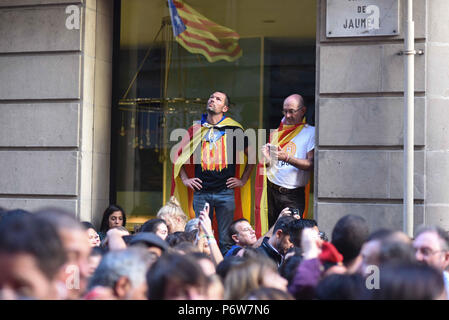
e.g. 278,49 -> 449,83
167,0 -> 243,63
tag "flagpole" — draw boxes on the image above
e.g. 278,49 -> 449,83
162,16 -> 174,206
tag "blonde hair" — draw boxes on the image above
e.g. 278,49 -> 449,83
207,274 -> 224,300
157,196 -> 188,233
224,256 -> 278,300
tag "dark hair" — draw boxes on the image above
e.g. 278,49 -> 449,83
166,230 -> 196,247
0,209 -> 32,228
216,256 -> 246,281
90,246 -> 105,257
378,240 -> 416,266
288,219 -> 318,248
273,216 -> 296,234
315,273 -> 367,300
0,212 -> 67,280
366,228 -> 396,243
35,207 -> 84,232
173,241 -> 199,254
240,247 -> 263,260
370,263 -> 445,300
331,215 -> 369,263
99,204 -> 127,233
81,221 -> 96,231
279,255 -> 303,286
190,251 -> 213,262
140,218 -> 167,233
146,252 -> 208,300
228,218 -> 248,241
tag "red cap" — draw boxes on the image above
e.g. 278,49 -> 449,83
319,241 -> 343,264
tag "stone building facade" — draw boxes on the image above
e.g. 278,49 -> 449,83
0,0 -> 448,234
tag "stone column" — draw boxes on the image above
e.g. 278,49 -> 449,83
0,0 -> 113,227
424,0 -> 449,229
315,0 -> 427,235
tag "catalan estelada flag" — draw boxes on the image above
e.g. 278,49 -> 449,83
167,0 -> 243,63
171,116 -> 252,228
254,119 -> 311,238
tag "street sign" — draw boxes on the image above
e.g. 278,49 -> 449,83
326,0 -> 399,37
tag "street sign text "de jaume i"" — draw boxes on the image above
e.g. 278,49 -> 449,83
326,0 -> 399,37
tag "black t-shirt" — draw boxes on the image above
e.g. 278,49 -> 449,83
194,127 -> 248,192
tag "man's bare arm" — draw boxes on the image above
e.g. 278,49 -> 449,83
279,149 -> 314,171
252,207 -> 300,247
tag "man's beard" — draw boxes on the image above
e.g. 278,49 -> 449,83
207,106 -> 219,115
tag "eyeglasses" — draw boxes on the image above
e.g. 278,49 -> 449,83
282,108 -> 301,115
415,247 -> 446,257
240,227 -> 255,233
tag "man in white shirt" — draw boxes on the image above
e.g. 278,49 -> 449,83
261,94 -> 315,228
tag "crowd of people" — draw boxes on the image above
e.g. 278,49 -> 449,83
0,92 -> 447,301
0,196 -> 448,300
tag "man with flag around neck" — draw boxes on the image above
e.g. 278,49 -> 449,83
256,94 -> 315,235
173,91 -> 255,254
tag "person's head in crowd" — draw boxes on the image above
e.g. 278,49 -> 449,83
87,246 -> 104,277
157,196 -> 187,234
0,207 -> 5,222
0,209 -> 31,228
87,248 -> 155,300
267,216 -> 296,256
147,252 -> 209,300
319,241 -> 346,277
191,252 -> 216,277
236,246 -> 262,259
99,204 -> 127,236
173,241 -> 200,255
140,218 -> 168,241
224,255 -> 288,300
359,229 -> 413,275
100,226 -> 131,251
185,218 -> 200,233
377,240 -> 416,266
129,232 -> 169,259
215,256 -> 246,282
206,274 -> 224,300
113,226 -> 129,234
228,218 -> 257,248
244,287 -> 294,300
331,215 -> 369,272
370,262 -> 446,300
166,230 -> 196,247
0,212 -> 67,300
413,225 -> 449,273
315,273 -> 367,300
284,246 -> 302,261
288,218 -> 318,248
35,208 -> 91,300
279,254 -> 303,287
81,221 -> 101,247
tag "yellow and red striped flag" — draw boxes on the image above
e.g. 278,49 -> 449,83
168,0 -> 243,63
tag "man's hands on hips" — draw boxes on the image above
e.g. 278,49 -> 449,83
226,177 -> 245,189
182,177 -> 203,191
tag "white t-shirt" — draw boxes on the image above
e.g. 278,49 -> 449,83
267,124 -> 315,189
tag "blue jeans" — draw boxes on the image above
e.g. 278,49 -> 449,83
193,188 -> 235,254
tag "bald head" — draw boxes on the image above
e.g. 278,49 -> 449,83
283,94 -> 306,125
284,94 -> 304,108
